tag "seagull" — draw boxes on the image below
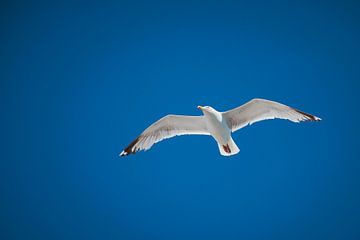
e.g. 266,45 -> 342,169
120,98 -> 321,157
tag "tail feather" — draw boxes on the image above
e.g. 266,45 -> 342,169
218,137 -> 240,156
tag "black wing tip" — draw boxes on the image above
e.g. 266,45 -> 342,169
294,108 -> 322,122
119,137 -> 141,157
119,151 -> 127,157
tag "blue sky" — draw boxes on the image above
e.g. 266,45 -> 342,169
1,0 -> 360,239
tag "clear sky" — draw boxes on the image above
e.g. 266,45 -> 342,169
1,0 -> 360,239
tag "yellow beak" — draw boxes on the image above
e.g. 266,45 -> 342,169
197,106 -> 204,110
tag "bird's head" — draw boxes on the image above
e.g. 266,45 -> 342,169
197,105 -> 217,114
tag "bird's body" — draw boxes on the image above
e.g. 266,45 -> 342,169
120,98 -> 321,157
202,107 -> 229,143
200,106 -> 239,156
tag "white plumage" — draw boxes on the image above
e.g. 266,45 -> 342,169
120,98 -> 321,157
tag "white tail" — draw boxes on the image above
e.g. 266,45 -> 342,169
217,137 -> 240,156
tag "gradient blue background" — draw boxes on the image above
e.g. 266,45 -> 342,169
1,1 -> 360,239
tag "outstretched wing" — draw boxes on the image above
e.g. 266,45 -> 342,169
223,98 -> 321,132
120,114 -> 209,156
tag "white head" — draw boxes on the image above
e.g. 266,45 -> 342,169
197,105 -> 218,115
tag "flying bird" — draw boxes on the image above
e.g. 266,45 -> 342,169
120,98 -> 321,157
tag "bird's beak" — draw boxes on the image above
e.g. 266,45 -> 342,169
197,106 -> 203,110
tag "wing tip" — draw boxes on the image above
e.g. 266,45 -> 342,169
293,108 -> 321,122
120,136 -> 141,157
119,151 -> 127,157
